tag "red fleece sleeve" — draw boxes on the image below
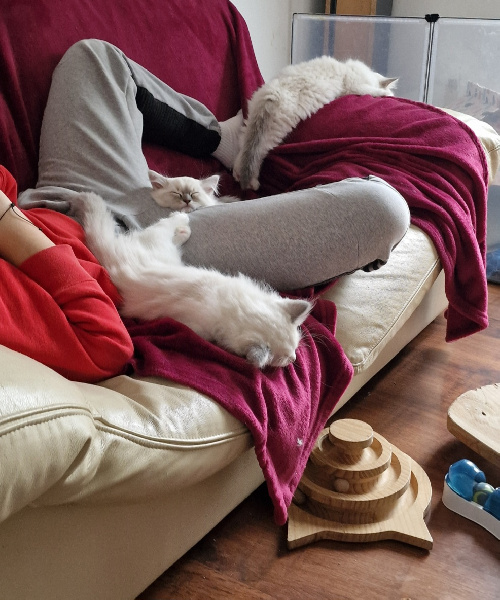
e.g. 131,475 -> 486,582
0,244 -> 133,382
0,165 -> 132,381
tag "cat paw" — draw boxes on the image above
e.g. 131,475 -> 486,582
246,344 -> 272,368
248,176 -> 260,191
238,170 -> 261,191
233,158 -> 260,191
217,195 -> 240,203
232,164 -> 241,183
170,213 -> 191,245
173,224 -> 191,245
170,212 -> 189,225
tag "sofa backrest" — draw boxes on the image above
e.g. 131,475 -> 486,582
0,0 -> 263,192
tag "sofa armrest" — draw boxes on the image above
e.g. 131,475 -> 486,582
0,344 -> 251,525
0,345 -> 97,522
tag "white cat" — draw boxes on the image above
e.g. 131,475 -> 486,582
148,169 -> 222,212
148,169 -> 239,211
76,192 -> 312,368
233,56 -> 398,190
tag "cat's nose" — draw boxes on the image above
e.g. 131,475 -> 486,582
183,195 -> 193,205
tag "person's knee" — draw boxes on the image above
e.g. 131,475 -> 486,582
351,178 -> 410,271
57,39 -> 118,71
365,178 -> 410,246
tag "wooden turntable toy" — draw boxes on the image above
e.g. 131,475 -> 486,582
288,418 -> 433,550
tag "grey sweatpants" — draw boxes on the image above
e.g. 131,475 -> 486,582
19,39 -> 410,290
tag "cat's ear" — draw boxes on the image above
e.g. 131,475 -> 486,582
283,299 -> 313,325
381,77 -> 398,90
246,344 -> 271,369
201,174 -> 220,196
148,169 -> 166,189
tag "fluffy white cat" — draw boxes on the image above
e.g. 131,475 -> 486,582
148,169 -> 222,212
233,56 -> 398,190
148,169 -> 239,212
76,191 -> 312,368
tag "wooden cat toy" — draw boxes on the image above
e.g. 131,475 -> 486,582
288,418 -> 433,550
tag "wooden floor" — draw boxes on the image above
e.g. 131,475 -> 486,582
138,284 -> 500,600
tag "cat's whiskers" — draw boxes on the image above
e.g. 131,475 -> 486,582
299,329 -> 330,355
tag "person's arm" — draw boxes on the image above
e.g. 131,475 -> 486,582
0,190 -> 54,264
0,189 -> 133,382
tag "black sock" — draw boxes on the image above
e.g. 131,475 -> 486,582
136,86 -> 220,157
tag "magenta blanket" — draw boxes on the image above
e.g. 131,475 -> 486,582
257,95 -> 489,341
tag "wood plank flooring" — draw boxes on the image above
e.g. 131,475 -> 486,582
138,283 -> 500,600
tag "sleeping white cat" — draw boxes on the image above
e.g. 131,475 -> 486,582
148,169 -> 239,212
233,56 -> 398,190
75,191 -> 312,368
148,169 -> 221,212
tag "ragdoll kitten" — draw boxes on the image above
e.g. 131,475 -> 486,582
233,56 -> 398,190
76,192 -> 312,368
148,169 -> 239,211
148,169 -> 223,212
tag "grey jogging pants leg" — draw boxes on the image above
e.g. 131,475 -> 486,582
184,176 -> 410,290
18,38 -> 220,228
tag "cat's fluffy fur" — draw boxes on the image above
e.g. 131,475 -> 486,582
76,192 -> 312,368
233,56 -> 398,190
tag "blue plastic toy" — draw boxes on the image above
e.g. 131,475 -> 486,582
445,459 -> 486,501
442,459 -> 500,539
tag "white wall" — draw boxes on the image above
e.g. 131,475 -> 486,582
392,0 -> 500,19
230,0 -> 324,81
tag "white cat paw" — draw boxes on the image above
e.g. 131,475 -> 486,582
238,170 -> 260,191
233,157 -> 260,191
173,224 -> 191,245
249,176 -> 260,191
170,213 -> 191,245
232,165 -> 241,183
170,212 -> 189,225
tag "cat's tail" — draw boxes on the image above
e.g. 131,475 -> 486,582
233,86 -> 290,191
72,192 -> 131,274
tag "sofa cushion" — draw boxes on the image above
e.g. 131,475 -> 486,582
440,108 -> 500,183
325,225 -> 441,374
0,345 -> 250,524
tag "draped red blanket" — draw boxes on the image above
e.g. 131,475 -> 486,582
257,95 -> 489,341
125,96 -> 489,524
